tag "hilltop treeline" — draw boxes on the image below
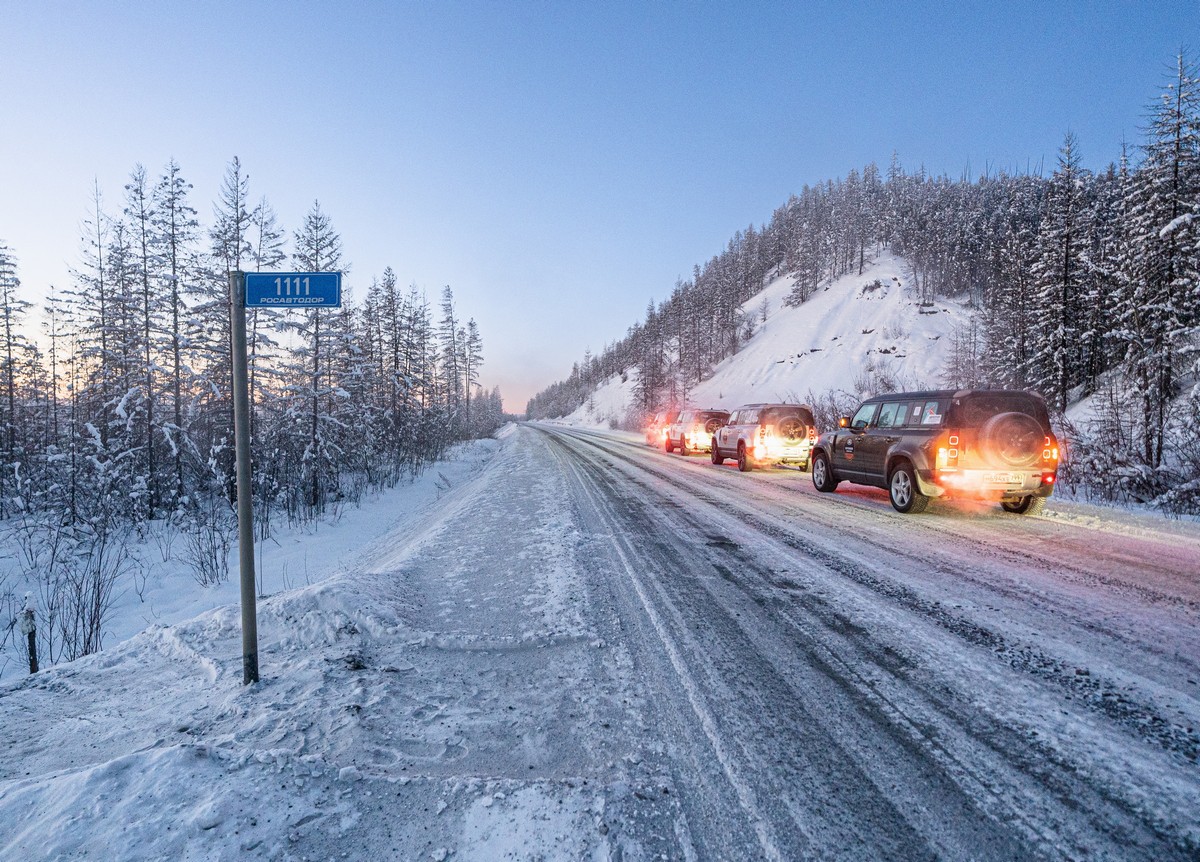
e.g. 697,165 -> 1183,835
528,55 -> 1200,512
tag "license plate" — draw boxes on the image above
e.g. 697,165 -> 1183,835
982,471 -> 1024,485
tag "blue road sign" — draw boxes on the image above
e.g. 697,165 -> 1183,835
245,272 -> 342,307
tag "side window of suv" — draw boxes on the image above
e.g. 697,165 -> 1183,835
919,400 -> 945,425
850,404 -> 877,430
741,409 -> 760,425
876,402 -> 905,428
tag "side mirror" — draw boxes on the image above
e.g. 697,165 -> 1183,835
838,416 -> 850,428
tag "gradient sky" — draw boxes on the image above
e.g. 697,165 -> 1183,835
2,1 -> 1195,409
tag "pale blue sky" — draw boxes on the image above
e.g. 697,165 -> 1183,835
2,1 -> 1195,408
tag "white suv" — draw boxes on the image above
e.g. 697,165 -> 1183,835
665,409 -> 730,455
711,403 -> 817,472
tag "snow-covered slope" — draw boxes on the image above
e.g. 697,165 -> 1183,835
559,252 -> 971,428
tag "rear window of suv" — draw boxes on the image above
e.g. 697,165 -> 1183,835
951,393 -> 1045,426
763,407 -> 814,425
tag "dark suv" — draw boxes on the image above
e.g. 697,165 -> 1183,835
665,409 -> 730,455
711,403 -> 817,471
810,389 -> 1059,514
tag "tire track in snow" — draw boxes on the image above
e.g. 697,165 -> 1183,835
539,424 -> 1200,859
540,426 -> 1047,861
557,426 -> 1200,764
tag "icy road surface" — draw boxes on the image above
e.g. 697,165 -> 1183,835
2,424 -> 1199,860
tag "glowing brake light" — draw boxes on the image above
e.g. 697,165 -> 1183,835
937,430 -> 961,470
1042,436 -> 1059,462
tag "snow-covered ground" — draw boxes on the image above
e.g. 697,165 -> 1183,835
558,251 -> 969,429
0,440 -> 501,679
2,423 -> 1198,859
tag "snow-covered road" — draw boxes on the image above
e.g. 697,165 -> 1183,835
541,424 -> 1200,860
2,423 -> 1198,860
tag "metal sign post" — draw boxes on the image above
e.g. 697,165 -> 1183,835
230,269 -> 343,685
230,270 -> 259,684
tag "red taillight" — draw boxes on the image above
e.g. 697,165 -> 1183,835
1043,436 -> 1059,462
937,430 -> 960,470
1042,473 -> 1056,485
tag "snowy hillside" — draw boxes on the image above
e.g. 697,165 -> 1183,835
559,252 -> 970,428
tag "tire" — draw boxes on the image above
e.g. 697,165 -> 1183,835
980,412 -> 1043,468
711,440 -> 723,465
1001,495 -> 1046,516
811,452 -> 838,492
888,462 -> 929,513
737,443 -> 753,472
777,416 -> 805,442
680,437 -> 691,456
664,437 -> 674,454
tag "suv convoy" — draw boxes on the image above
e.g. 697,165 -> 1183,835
711,403 -> 817,472
665,409 -> 730,455
645,409 -> 679,447
810,389 -> 1059,514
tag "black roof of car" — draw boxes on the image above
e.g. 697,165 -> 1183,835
858,389 -> 1047,404
733,402 -> 813,409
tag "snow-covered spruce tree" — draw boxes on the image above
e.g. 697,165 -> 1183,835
1026,132 -> 1091,412
122,164 -> 165,519
438,285 -> 463,436
1115,53 -> 1200,471
189,157 -> 256,509
979,174 -> 1043,388
287,200 -> 344,515
100,218 -> 153,522
463,318 -> 483,434
150,159 -> 201,510
0,242 -> 39,519
406,285 -> 448,463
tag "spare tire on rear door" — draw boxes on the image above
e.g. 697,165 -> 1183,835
979,412 -> 1042,467
777,416 -> 806,442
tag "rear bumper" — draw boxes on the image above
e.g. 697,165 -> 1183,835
921,467 -> 1056,500
681,435 -> 713,453
747,441 -> 812,466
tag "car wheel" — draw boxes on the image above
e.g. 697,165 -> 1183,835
1001,496 -> 1046,516
710,440 -> 723,465
664,437 -> 674,453
737,443 -> 753,472
888,462 -> 929,513
812,452 -> 838,492
680,437 -> 690,456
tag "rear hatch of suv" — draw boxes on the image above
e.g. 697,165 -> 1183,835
756,405 -> 817,464
937,391 -> 1059,496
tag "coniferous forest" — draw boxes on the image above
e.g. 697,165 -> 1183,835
528,54 -> 1200,515
0,157 -> 504,665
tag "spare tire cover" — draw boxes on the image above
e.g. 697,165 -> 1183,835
704,417 -> 723,435
979,412 -> 1042,467
777,416 -> 805,442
